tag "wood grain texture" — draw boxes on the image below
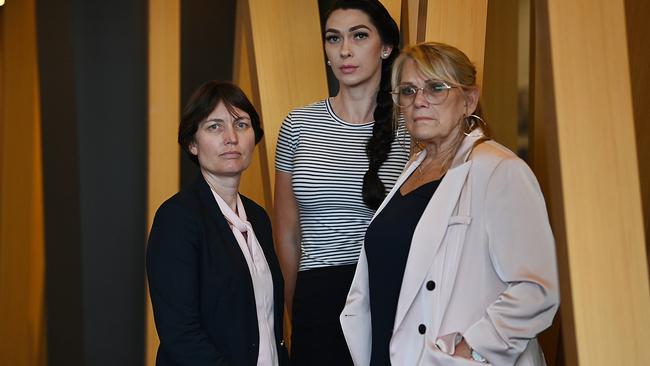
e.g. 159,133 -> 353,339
146,0 -> 180,364
625,0 -> 650,274
0,0 -> 46,365
246,0 -> 329,198
234,0 -> 272,210
423,0 -> 489,86
482,0 -> 518,152
546,0 -> 650,364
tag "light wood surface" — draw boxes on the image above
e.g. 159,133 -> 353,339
423,0 -> 489,87
380,0 -> 402,28
625,0 -> 650,273
545,0 -> 650,364
146,0 -> 180,364
234,0 -> 272,210
245,0 -> 328,201
482,0 -> 518,151
0,0 -> 46,365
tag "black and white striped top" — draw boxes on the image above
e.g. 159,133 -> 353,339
275,99 -> 410,271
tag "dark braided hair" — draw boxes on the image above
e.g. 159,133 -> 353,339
324,0 -> 401,209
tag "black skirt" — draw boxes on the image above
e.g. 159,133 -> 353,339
290,264 -> 356,366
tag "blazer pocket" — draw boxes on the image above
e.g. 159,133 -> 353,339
448,215 -> 472,226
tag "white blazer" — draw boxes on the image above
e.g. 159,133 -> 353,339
340,131 -> 559,366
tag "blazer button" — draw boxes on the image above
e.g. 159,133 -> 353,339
418,324 -> 426,334
426,280 -> 436,291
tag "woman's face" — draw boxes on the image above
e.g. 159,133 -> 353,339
324,9 -> 390,88
189,102 -> 256,178
398,58 -> 478,147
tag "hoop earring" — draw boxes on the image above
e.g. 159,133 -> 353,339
463,114 -> 486,136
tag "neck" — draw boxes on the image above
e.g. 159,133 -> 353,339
331,77 -> 381,124
202,170 -> 240,212
421,132 -> 463,175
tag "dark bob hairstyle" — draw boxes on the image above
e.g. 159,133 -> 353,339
178,81 -> 264,165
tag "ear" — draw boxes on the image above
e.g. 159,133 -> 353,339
381,45 -> 394,59
465,86 -> 480,115
189,140 -> 198,156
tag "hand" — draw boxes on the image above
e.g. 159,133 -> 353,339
453,337 -> 473,360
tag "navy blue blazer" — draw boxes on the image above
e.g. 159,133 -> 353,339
147,176 -> 288,365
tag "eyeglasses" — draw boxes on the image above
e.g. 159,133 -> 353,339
391,81 -> 454,107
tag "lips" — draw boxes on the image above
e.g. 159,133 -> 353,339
340,65 -> 358,74
220,151 -> 241,158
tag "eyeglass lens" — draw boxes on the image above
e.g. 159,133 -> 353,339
393,81 -> 450,107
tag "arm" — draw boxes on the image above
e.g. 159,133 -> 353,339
146,202 -> 230,365
462,158 -> 560,365
273,170 -> 301,317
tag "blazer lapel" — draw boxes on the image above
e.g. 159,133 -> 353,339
392,130 -> 484,332
393,161 -> 471,331
196,176 -> 252,274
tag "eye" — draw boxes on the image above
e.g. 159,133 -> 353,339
205,121 -> 225,131
325,34 -> 340,43
353,32 -> 369,40
399,85 -> 417,96
235,119 -> 251,129
427,81 -> 450,93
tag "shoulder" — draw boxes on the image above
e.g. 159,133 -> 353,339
284,100 -> 329,121
469,140 -> 526,171
153,182 -> 202,224
470,141 -> 541,193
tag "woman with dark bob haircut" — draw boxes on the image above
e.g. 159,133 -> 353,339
147,81 -> 288,366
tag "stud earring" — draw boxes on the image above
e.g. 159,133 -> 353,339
327,60 -> 331,66
382,51 -> 389,59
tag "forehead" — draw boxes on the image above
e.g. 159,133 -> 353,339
205,101 -> 249,121
399,58 -> 431,82
325,8 -> 376,32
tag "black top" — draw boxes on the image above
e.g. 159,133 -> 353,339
146,176 -> 289,366
364,177 -> 441,366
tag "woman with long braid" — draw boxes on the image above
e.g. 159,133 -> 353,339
274,1 -> 409,364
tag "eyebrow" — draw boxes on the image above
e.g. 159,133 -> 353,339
324,24 -> 372,34
204,115 -> 250,123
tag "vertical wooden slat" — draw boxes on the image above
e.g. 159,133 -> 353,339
624,0 -> 650,271
379,0 -> 401,28
423,0 -> 489,86
0,0 -> 46,365
146,0 -> 180,365
482,0 -> 518,151
544,0 -> 650,364
245,0 -> 329,199
234,0 -> 272,209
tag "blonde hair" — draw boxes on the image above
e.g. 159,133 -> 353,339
391,42 -> 479,90
391,42 -> 490,162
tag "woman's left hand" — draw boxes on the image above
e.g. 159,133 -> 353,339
453,338 -> 473,360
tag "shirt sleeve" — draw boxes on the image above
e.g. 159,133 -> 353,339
462,157 -> 560,366
275,113 -> 297,173
146,201 -> 231,365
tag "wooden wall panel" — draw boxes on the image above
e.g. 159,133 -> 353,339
146,0 -> 180,364
246,0 -> 329,200
482,0 -> 518,151
0,0 -> 46,365
423,0 -> 488,86
544,0 -> 650,364
625,0 -> 650,271
379,0 -> 401,27
234,0 -> 271,209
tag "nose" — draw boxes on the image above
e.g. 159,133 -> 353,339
412,88 -> 429,108
340,37 -> 351,58
223,125 -> 238,145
